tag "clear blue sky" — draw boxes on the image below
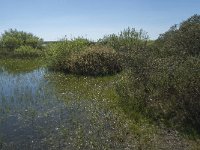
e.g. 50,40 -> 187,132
1,0 -> 200,41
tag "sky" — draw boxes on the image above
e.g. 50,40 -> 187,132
1,0 -> 200,41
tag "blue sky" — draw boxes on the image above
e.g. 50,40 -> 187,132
1,0 -> 200,41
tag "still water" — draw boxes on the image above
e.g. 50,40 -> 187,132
0,59 -> 134,150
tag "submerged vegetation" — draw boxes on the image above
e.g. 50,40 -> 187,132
0,14 -> 200,149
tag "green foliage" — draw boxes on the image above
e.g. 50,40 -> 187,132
1,29 -> 43,50
99,27 -> 149,53
46,38 -> 122,76
45,37 -> 90,71
98,27 -> 150,69
118,56 -> 200,132
0,29 -> 43,57
116,15 -> 200,135
147,57 -> 200,130
156,14 -> 200,56
68,45 -> 122,76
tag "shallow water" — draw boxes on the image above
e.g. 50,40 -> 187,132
0,59 -> 135,150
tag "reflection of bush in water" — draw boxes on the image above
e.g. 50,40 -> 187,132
0,58 -> 44,74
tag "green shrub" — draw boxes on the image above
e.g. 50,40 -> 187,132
0,29 -> 44,58
147,57 -> 200,130
116,15 -> 200,134
118,56 -> 200,131
14,45 -> 42,58
99,27 -> 149,53
99,27 -> 150,69
45,38 -> 90,71
46,39 -> 123,76
0,29 -> 43,52
156,14 -> 200,56
69,45 -> 122,76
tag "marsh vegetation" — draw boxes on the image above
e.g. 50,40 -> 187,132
0,15 -> 200,149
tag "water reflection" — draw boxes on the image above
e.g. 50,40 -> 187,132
0,67 -> 69,149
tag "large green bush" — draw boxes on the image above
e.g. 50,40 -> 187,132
0,29 -> 43,50
69,45 -> 122,76
99,27 -> 150,68
0,29 -> 43,57
45,38 -> 90,71
147,57 -> 200,129
46,38 -> 122,76
156,14 -> 200,56
99,27 -> 149,53
116,15 -> 200,134
118,56 -> 200,131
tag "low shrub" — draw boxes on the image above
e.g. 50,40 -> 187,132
69,45 -> 122,76
46,40 -> 123,76
45,38 -> 90,71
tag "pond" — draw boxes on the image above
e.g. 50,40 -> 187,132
0,59 -> 135,150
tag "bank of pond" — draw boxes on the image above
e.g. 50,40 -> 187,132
0,58 -> 199,149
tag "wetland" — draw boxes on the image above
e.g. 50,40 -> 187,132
0,59 -> 135,149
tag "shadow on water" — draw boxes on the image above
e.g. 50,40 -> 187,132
0,59 -> 136,150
